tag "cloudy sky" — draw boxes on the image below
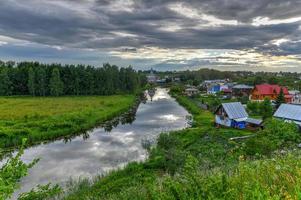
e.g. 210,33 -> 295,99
0,0 -> 301,71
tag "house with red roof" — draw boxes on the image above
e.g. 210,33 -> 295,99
250,84 -> 292,103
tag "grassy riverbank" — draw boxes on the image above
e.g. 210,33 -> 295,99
0,95 -> 136,149
62,92 -> 301,200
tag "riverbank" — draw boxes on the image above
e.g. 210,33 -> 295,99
62,92 -> 301,199
61,93 -> 250,199
0,95 -> 137,150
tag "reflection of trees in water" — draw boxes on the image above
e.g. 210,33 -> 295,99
104,104 -> 138,131
148,88 -> 156,101
82,132 -> 90,140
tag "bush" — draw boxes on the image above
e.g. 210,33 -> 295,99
262,119 -> 300,145
244,136 -> 276,156
247,101 -> 260,115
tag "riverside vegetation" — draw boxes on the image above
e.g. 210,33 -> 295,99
0,95 -> 136,149
0,62 -> 146,199
61,88 -> 301,200
0,62 -> 146,148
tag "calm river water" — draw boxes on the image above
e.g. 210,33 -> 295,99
4,88 -> 190,198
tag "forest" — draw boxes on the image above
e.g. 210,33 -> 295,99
0,61 -> 146,96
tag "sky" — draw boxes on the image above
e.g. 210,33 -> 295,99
0,0 -> 301,72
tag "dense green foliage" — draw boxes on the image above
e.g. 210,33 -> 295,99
0,95 -> 136,148
247,98 -> 273,119
276,88 -> 286,108
0,139 -> 62,200
260,97 -> 273,119
18,184 -> 62,200
0,61 -> 146,96
0,139 -> 37,200
0,68 -> 11,96
49,68 -> 64,96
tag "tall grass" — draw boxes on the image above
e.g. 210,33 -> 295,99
0,95 -> 136,149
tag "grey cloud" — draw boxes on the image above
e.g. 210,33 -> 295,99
0,0 -> 300,65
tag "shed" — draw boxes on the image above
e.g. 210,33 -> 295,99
184,88 -> 199,97
232,84 -> 253,97
215,102 -> 248,128
245,117 -> 263,130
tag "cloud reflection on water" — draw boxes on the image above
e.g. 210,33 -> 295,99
9,88 -> 190,198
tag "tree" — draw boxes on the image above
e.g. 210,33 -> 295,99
0,67 -> 11,96
247,101 -> 259,115
36,67 -> 46,96
253,76 -> 264,85
275,88 -> 286,108
27,67 -> 35,96
260,97 -> 273,119
49,68 -> 64,96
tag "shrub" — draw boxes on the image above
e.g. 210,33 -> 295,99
244,136 -> 276,156
262,119 -> 300,145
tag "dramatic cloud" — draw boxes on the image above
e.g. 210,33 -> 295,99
0,0 -> 301,71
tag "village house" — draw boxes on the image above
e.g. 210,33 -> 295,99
146,69 -> 157,83
207,84 -> 221,94
289,90 -> 301,104
250,84 -> 292,103
274,104 -> 301,130
184,87 -> 199,97
215,102 -> 263,129
232,84 -> 253,97
203,79 -> 233,95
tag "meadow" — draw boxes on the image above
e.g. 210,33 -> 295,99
62,92 -> 301,200
0,95 -> 136,149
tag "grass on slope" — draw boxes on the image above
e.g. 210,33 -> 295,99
0,95 -> 136,149
62,94 -> 251,199
63,93 -> 300,200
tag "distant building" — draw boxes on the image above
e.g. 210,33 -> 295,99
203,79 -> 232,95
215,102 -> 262,129
173,77 -> 181,82
232,84 -> 253,97
250,84 -> 292,103
146,69 -> 157,83
207,84 -> 221,94
289,90 -> 301,104
274,104 -> 301,129
184,87 -> 199,97
203,79 -> 227,86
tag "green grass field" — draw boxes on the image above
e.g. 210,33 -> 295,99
0,95 -> 136,149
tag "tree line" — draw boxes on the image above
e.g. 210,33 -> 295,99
0,61 -> 146,96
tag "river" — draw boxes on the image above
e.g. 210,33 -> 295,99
4,88 -> 190,198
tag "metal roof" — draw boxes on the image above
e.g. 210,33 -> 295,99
233,84 -> 253,89
274,104 -> 301,121
222,102 -> 248,120
245,118 -> 263,125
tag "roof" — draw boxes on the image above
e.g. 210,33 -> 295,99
221,102 -> 248,119
185,88 -> 198,92
245,118 -> 263,125
222,88 -> 232,93
233,84 -> 253,89
274,104 -> 301,121
284,95 -> 293,99
289,90 -> 300,95
254,84 -> 289,95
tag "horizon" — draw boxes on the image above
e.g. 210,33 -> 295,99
0,1 -> 301,72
